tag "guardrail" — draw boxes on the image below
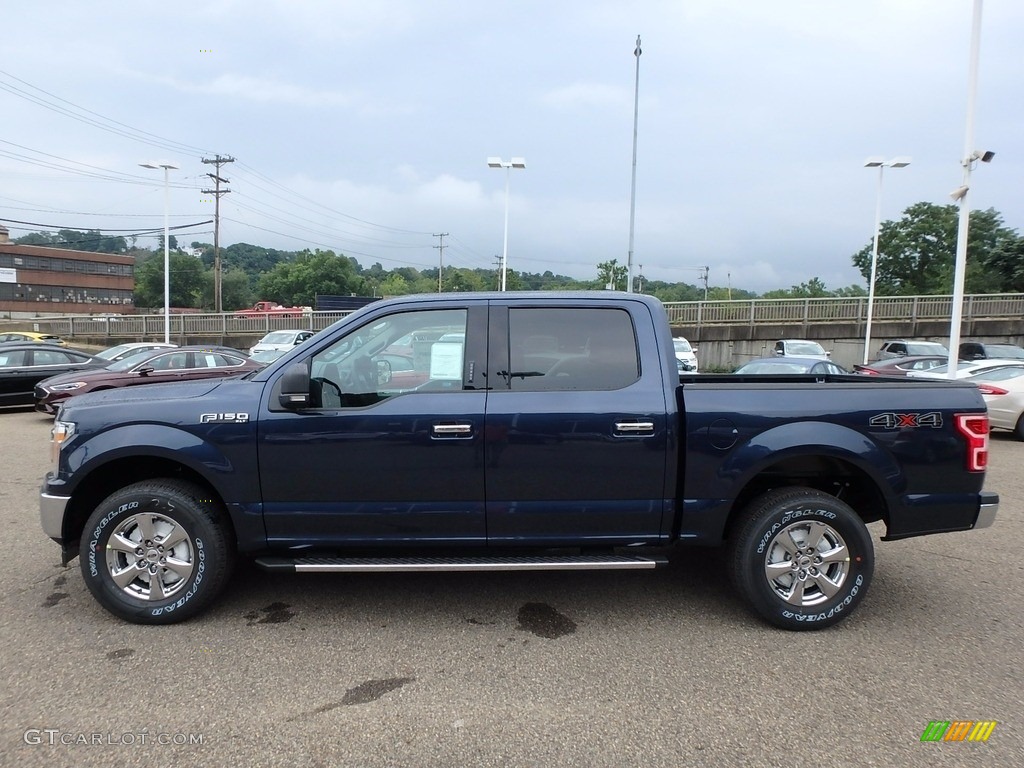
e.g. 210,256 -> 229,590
16,311 -> 355,339
7,293 -> 1024,338
662,293 -> 1024,326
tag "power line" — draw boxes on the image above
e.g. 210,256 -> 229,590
0,216 -> 212,232
0,69 -> 215,157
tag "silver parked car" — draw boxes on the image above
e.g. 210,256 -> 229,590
773,339 -> 829,360
249,329 -> 316,356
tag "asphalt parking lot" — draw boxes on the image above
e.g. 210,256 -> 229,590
1,407 -> 1021,767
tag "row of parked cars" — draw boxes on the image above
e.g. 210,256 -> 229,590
731,338 -> 1024,441
0,329 -> 318,412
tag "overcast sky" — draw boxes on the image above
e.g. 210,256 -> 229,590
2,0 -> 1021,294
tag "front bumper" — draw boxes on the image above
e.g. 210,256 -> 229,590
40,490 -> 69,541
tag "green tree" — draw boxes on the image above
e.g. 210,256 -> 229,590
133,253 -> 207,308
978,234 -> 1024,292
257,249 -> 366,305
16,229 -> 127,253
198,267 -> 254,310
762,277 -> 832,299
851,202 -> 1018,295
15,231 -> 61,246
596,259 -> 627,291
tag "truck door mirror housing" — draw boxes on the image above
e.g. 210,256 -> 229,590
279,362 -> 311,408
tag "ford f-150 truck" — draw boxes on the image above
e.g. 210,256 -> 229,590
39,292 -> 998,629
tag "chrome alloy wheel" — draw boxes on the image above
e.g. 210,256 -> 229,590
762,520 -> 850,607
104,512 -> 195,601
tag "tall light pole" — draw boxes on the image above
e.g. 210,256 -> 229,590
626,34 -> 642,294
862,156 -> 910,365
487,157 -> 526,291
947,0 -> 991,378
140,161 -> 178,343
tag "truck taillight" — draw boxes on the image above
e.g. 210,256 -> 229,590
955,413 -> 989,472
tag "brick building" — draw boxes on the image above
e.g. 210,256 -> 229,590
0,226 -> 135,317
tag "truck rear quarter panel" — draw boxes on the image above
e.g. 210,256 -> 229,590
676,377 -> 990,543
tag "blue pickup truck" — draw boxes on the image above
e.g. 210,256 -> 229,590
40,292 -> 998,629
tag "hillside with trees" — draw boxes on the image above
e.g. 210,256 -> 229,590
13,201 -> 1024,311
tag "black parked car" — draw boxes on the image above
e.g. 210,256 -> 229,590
959,341 -> 1024,361
0,344 -> 107,407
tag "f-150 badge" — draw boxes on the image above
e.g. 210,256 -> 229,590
200,413 -> 250,424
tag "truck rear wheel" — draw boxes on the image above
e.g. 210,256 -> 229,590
79,480 -> 235,624
728,487 -> 873,630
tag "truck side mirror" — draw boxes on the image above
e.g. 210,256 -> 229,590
279,362 -> 311,408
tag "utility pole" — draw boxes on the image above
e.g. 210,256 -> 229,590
433,232 -> 449,292
493,255 -> 503,290
201,155 -> 234,312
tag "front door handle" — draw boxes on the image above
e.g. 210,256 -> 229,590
432,422 -> 473,437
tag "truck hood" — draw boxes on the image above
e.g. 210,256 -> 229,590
61,380 -> 228,421
69,379 -> 226,408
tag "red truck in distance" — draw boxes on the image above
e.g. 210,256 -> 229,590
233,301 -> 312,319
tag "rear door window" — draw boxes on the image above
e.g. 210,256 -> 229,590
506,307 -> 639,392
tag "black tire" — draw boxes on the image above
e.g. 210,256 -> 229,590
1014,414 -> 1024,442
79,479 -> 235,624
728,487 -> 873,630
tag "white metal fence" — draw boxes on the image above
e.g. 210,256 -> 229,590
662,293 -> 1024,326
7,293 -> 1024,338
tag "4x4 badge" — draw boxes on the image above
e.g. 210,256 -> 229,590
869,412 -> 942,429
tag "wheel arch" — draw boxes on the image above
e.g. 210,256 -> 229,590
62,456 -> 233,557
722,453 -> 889,543
712,421 -> 900,542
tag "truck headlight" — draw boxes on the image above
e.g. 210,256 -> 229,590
50,420 -> 76,475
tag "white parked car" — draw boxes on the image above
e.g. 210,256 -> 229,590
673,337 -> 698,372
773,339 -> 829,360
249,329 -> 316,356
906,359 -> 1024,380
969,365 -> 1024,439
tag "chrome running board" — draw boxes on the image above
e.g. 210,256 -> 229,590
255,554 -> 667,573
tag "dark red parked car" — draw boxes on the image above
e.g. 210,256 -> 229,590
853,355 -> 955,376
34,345 -> 261,414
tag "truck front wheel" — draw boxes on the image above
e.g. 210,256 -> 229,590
728,487 -> 874,630
79,480 -> 235,624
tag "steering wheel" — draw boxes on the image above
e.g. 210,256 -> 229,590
310,377 -> 342,408
351,357 -> 378,391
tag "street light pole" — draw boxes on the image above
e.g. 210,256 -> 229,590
862,157 -> 910,365
626,34 -> 642,294
948,0 -> 989,378
140,162 -> 179,343
487,157 -> 526,291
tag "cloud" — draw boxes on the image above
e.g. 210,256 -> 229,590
541,83 -> 631,110
156,73 -> 357,108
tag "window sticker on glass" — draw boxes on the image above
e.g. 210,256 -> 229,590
429,342 -> 463,380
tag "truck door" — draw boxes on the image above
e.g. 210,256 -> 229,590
257,302 -> 488,548
483,300 -> 670,545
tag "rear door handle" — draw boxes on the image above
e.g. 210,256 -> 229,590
614,420 -> 655,434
